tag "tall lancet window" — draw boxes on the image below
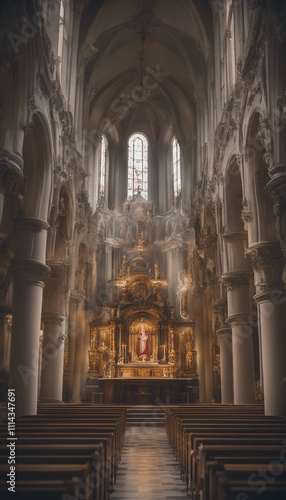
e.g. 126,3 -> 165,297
128,133 -> 148,200
100,134 -> 107,197
172,137 -> 181,198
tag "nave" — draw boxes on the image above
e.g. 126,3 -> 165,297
110,426 -> 187,500
1,403 -> 286,499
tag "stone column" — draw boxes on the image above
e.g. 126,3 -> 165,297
39,263 -> 69,402
68,293 -> 85,402
223,272 -> 256,404
9,217 -> 49,416
39,312 -> 65,401
246,242 -> 286,418
217,327 -> 233,404
266,164 -> 286,259
0,313 -> 12,371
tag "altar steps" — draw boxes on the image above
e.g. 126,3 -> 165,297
126,406 -> 166,426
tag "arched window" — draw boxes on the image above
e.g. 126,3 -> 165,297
172,137 -> 181,198
128,133 -> 148,200
100,135 -> 107,197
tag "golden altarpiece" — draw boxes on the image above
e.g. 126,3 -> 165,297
87,193 -> 198,404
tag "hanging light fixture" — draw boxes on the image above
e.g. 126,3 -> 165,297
130,8 -> 160,103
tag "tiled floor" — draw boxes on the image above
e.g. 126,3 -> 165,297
111,426 -> 188,500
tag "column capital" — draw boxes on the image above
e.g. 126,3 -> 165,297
0,150 -> 23,194
69,291 -> 85,305
222,230 -> 248,241
245,242 -> 285,271
213,298 -> 227,313
14,217 -> 49,233
216,327 -> 232,339
267,164 -> 286,197
10,258 -> 50,286
222,271 -> 250,291
226,313 -> 250,327
41,312 -> 65,325
253,285 -> 286,304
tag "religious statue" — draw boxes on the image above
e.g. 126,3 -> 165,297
137,325 -> 148,359
154,263 -> 159,279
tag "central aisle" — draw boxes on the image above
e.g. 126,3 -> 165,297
110,426 -> 188,500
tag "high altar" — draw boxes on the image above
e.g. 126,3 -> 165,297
87,193 -> 198,404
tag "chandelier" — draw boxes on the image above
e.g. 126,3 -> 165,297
130,8 -> 160,103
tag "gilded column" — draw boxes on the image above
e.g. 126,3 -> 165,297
168,323 -> 176,378
109,321 -> 116,377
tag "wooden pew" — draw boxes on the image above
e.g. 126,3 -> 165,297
0,443 -> 108,500
216,464 -> 286,500
164,405 -> 286,499
0,477 -> 81,500
0,404 -> 127,500
1,463 -> 93,499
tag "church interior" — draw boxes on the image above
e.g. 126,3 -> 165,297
0,0 -> 286,498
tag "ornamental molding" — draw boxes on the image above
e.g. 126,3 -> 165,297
10,258 -> 50,285
222,230 -> 247,241
277,94 -> 286,122
14,217 -> 49,233
213,298 -> 227,314
241,199 -> 253,229
258,278 -> 276,293
245,242 -> 285,270
0,150 -> 23,193
58,332 -> 67,344
222,272 -> 250,291
41,312 -> 65,326
255,116 -> 273,169
216,327 -> 232,339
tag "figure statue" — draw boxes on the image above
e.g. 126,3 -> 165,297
154,263 -> 159,279
136,325 -> 148,358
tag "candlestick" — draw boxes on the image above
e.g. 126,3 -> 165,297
160,344 -> 166,361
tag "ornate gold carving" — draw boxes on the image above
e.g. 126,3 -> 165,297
138,368 -> 151,377
212,343 -> 221,376
121,369 -> 134,377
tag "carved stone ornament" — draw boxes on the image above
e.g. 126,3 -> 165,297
241,199 -> 252,229
245,243 -> 285,271
58,332 -> 67,344
258,279 -> 275,293
255,116 -> 273,169
0,150 -> 23,193
222,272 -> 249,291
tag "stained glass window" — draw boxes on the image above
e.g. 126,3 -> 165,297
100,134 -> 107,197
128,133 -> 148,200
172,137 -> 181,198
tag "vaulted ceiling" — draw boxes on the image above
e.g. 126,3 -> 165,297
78,0 -> 214,144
